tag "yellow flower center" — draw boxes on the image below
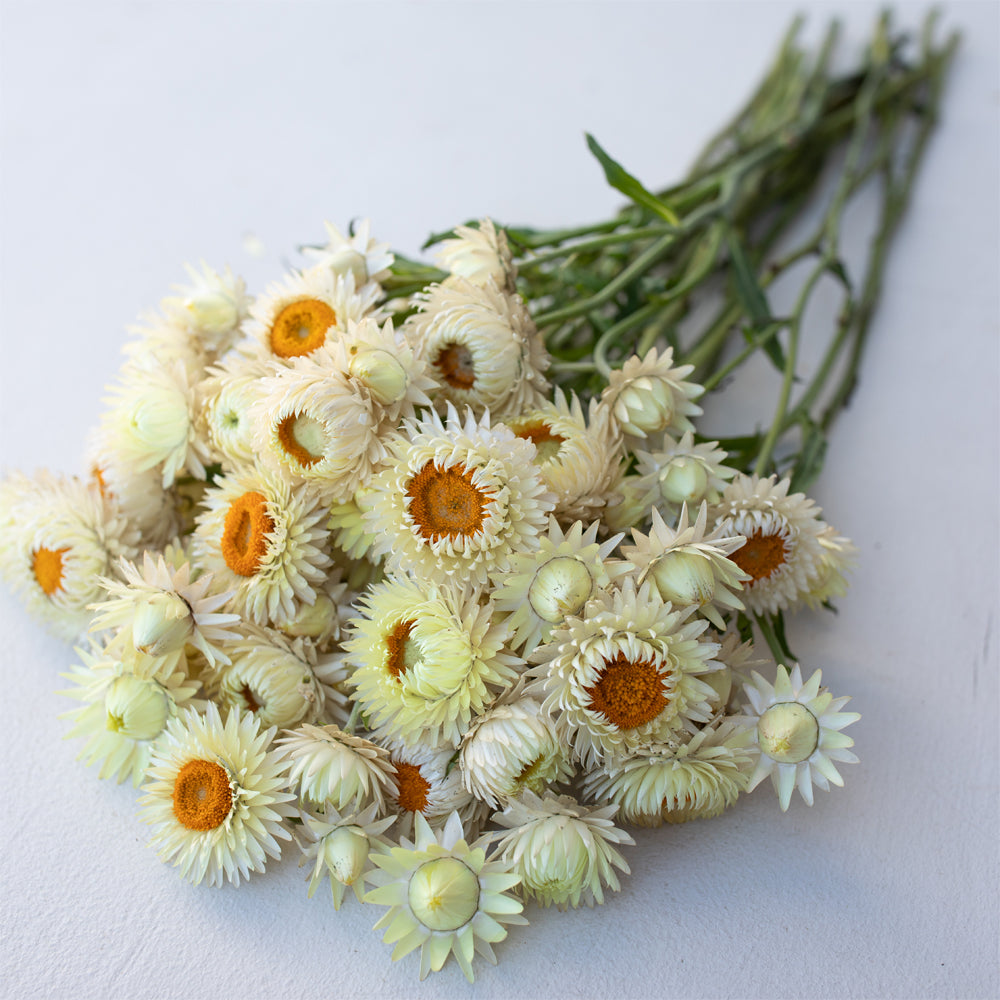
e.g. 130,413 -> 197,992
435,343 -> 475,389
270,298 -> 337,357
221,491 -> 274,576
731,528 -> 787,582
276,413 -> 325,468
172,759 -> 234,831
394,760 -> 431,813
32,547 -> 69,596
405,462 -> 491,542
384,620 -> 418,680
515,421 -> 565,464
408,858 -> 480,932
586,653 -> 668,730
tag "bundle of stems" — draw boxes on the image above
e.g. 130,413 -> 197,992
387,11 -> 957,492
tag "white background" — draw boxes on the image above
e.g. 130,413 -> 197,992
1,2 -> 997,998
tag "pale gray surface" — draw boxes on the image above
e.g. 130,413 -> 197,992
0,2 -> 997,998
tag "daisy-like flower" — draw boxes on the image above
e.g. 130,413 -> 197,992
364,811 -> 527,983
89,552 -> 241,666
491,791 -> 633,909
406,277 -> 550,419
0,471 -> 139,641
298,800 -> 396,909
712,473 -> 830,616
161,260 -> 252,359
138,703 -> 296,886
192,464 -> 331,626
492,517 -> 629,654
276,723 -> 397,812
581,721 -> 752,826
242,264 -> 382,362
600,346 -> 704,441
739,664 -> 860,811
301,218 -> 394,290
365,405 -> 555,589
503,389 -> 626,524
633,431 -> 737,514
346,574 -> 520,749
59,640 -> 202,785
434,218 -> 516,291
622,503 -> 749,630
526,578 -> 719,768
459,686 -> 572,808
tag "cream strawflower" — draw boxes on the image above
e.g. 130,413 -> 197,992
365,405 -> 555,589
740,664 -> 860,811
0,471 -> 139,641
633,431 -> 737,514
276,723 -> 397,812
242,264 -> 382,362
139,703 -> 296,886
459,687 -> 572,808
622,503 -> 749,630
364,811 -> 527,983
210,627 -> 347,729
582,721 -> 752,826
712,473 -> 829,616
491,791 -> 633,909
301,218 -> 394,289
161,260 -> 252,359
406,277 -> 550,419
192,464 -> 332,626
59,640 -> 201,786
802,525 -> 858,609
197,354 -> 275,469
346,574 -> 520,749
526,578 -> 719,768
600,345 -> 704,441
492,517 -> 629,653
504,390 -> 626,524
434,218 -> 516,291
298,801 -> 396,909
89,552 -> 241,666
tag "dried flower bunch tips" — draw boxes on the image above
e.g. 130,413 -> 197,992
0,13 -> 954,983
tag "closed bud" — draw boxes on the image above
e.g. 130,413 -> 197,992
132,591 -> 194,657
321,825 -> 370,886
104,674 -> 171,741
349,348 -> 408,405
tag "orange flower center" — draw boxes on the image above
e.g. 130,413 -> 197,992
435,343 -> 475,389
731,529 -> 787,582
91,465 -> 112,500
32,547 -> 69,596
586,653 -> 668,730
276,413 -> 323,468
405,462 -> 490,541
515,420 -> 565,463
221,491 -> 274,576
270,298 -> 337,358
172,759 -> 234,831
385,620 -> 417,680
394,760 -> 431,813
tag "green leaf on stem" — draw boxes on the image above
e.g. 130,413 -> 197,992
585,133 -> 680,225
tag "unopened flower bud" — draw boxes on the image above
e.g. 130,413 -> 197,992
650,550 -> 717,607
757,702 -> 819,763
132,591 -> 194,657
184,291 -> 239,336
527,557 -> 595,624
279,592 -> 337,640
407,857 -> 480,931
321,825 -> 370,886
658,457 -> 709,506
349,348 -> 408,405
324,248 -> 369,286
616,380 -> 674,437
104,674 -> 171,741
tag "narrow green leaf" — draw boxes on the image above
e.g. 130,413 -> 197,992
726,231 -> 771,326
585,133 -> 680,225
741,319 -> 787,372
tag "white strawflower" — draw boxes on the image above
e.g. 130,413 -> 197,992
364,405 -> 555,589
434,218 -> 516,290
345,574 -> 520,749
581,721 -> 752,825
492,517 -> 629,653
59,641 -> 201,786
364,811 -> 527,983
600,345 -> 704,440
802,525 -> 858,609
504,389 -> 626,524
139,703 -> 296,886
197,354 -> 275,468
298,800 -> 395,909
739,664 -> 860,811
192,464 -> 331,626
526,578 -> 718,768
622,503 -> 749,630
89,552 -> 241,666
712,473 -> 830,615
492,791 -> 633,909
301,218 -> 394,289
276,723 -> 397,812
161,260 -> 252,358
633,431 -> 737,513
406,276 -> 550,419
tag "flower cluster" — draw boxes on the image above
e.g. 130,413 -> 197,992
0,216 -> 862,982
